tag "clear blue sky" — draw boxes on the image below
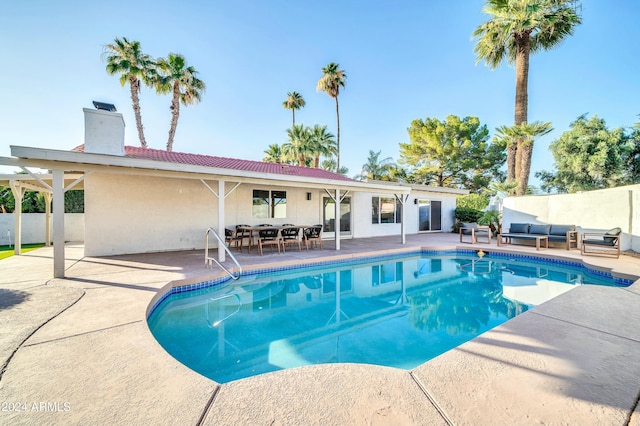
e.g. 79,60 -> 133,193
1,1 -> 638,186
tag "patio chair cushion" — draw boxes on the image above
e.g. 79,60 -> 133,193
460,222 -> 478,235
509,223 -> 529,234
529,224 -> 551,235
604,227 -> 622,244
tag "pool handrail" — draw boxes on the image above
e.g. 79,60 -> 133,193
205,227 -> 242,280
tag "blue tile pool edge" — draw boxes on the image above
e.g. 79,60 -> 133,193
146,248 -> 637,319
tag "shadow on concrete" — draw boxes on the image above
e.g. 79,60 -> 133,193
0,288 -> 30,309
63,277 -> 159,292
452,317 -> 640,413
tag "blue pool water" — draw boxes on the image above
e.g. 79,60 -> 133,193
147,251 -> 627,383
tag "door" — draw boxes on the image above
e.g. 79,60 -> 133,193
418,200 -> 441,232
322,196 -> 351,236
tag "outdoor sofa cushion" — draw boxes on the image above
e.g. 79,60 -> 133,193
529,224 -> 551,235
549,224 -> 575,236
509,223 -> 529,234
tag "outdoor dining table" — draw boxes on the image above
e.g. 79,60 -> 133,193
236,225 -> 313,254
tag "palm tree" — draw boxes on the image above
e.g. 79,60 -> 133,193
308,125 -> 337,168
103,37 -> 154,148
263,144 -> 285,163
356,150 -> 395,181
321,158 -> 349,176
473,0 -> 581,180
316,63 -> 347,173
155,53 -> 206,152
496,121 -> 553,195
282,124 -> 313,166
282,91 -> 305,126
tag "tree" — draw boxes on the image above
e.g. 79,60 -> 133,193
355,150 -> 395,181
457,193 -> 490,210
317,63 -> 346,173
321,158 -> 349,176
626,121 -> 640,184
282,124 -> 313,166
473,0 -> 581,182
155,53 -> 206,152
282,91 -> 305,126
103,37 -> 154,148
308,125 -> 336,168
399,115 -> 506,193
536,114 -> 631,193
263,144 -> 286,163
386,165 -> 413,183
495,121 -> 553,195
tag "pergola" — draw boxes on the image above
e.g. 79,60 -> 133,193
0,171 -> 85,250
0,145 -> 411,279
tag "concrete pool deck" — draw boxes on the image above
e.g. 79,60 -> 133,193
1,233 -> 640,425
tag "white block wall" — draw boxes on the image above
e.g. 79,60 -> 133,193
0,213 -> 84,245
502,184 -> 640,252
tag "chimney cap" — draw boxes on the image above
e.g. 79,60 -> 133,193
92,101 -> 117,112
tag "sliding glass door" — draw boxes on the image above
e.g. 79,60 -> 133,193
322,196 -> 351,235
417,200 -> 441,232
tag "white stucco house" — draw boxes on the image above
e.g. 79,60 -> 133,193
0,106 -> 467,277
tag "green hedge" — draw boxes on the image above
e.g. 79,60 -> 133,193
456,193 -> 489,210
454,207 -> 483,223
0,188 -> 84,213
452,207 -> 483,233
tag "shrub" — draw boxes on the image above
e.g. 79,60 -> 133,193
456,194 -> 489,210
452,207 -> 483,232
0,187 -> 84,213
454,207 -> 483,223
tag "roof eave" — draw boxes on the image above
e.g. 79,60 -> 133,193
7,146 -> 409,194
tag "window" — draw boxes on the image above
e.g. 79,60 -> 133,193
372,262 -> 403,286
252,190 -> 286,218
371,196 -> 402,224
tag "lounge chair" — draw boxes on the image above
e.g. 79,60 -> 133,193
257,228 -> 282,255
581,227 -> 622,258
459,222 -> 491,244
281,226 -> 302,252
303,226 -> 323,250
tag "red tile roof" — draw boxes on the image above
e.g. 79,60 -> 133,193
73,145 -> 355,181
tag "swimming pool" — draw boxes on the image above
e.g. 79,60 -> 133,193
147,251 -> 629,383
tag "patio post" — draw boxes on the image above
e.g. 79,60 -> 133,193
52,169 -> 65,278
44,192 -> 52,246
9,180 -> 23,255
334,188 -> 340,250
396,193 -> 408,244
218,179 -> 226,263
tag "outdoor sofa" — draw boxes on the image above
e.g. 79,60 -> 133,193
498,223 -> 577,251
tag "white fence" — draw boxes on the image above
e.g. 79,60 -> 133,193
502,184 -> 640,252
0,213 -> 84,246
